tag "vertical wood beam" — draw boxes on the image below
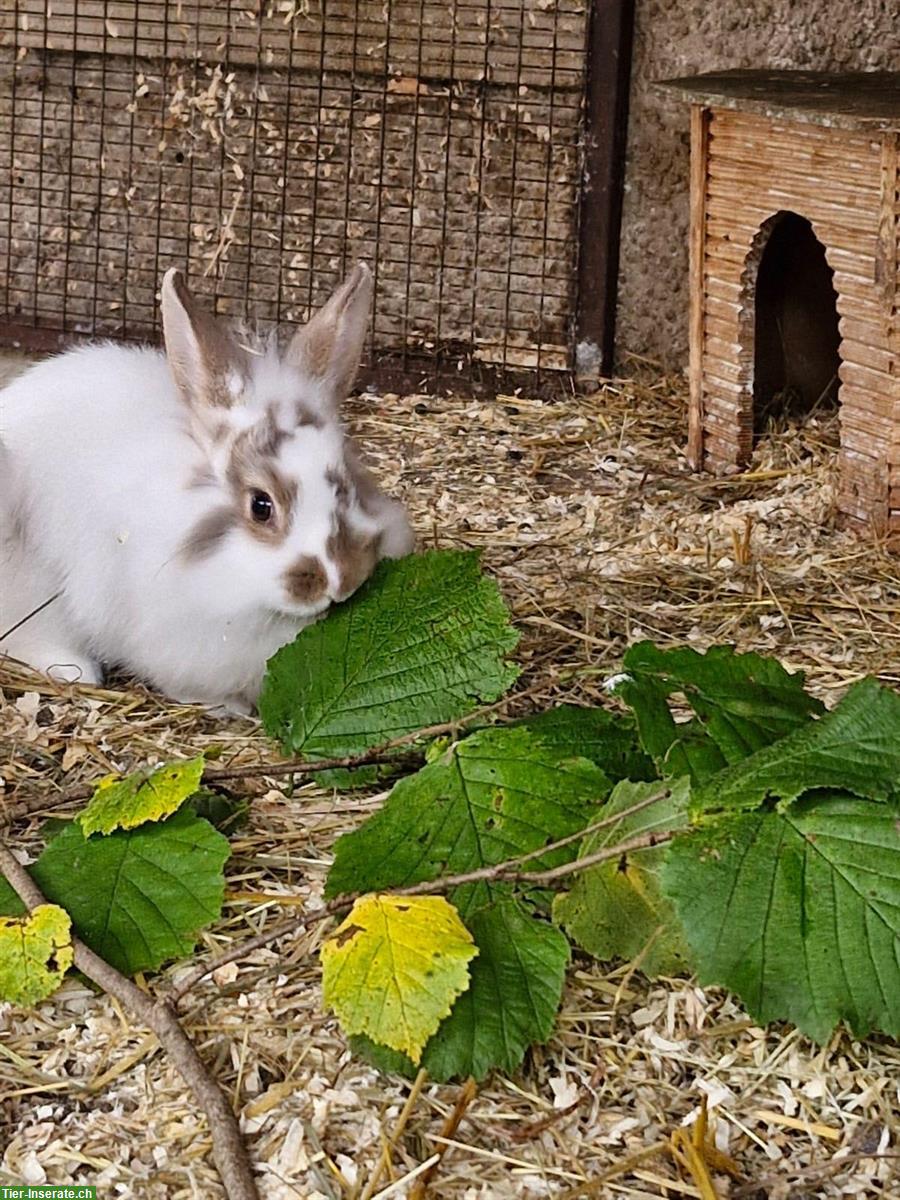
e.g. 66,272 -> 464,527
574,0 -> 636,381
878,131 -> 900,532
687,103 -> 711,470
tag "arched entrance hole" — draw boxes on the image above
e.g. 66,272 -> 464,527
751,212 -> 841,437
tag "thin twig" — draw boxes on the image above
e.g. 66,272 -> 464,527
170,823 -> 674,1004
201,684 -> 556,782
731,1151 -> 900,1197
0,591 -> 62,642
3,681 -> 558,823
0,841 -> 259,1200
409,1077 -> 478,1199
451,829 -> 674,888
168,896 -> 360,1002
359,1068 -> 430,1200
0,739 -> 422,825
554,1141 -> 672,1198
499,786 -> 670,867
0,746 -> 417,822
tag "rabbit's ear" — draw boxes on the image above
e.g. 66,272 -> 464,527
286,262 -> 373,403
161,269 -> 247,410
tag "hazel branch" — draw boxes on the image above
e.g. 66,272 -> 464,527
170,806 -> 674,1004
0,841 -> 260,1200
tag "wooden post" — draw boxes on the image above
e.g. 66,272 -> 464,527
879,132 -> 900,531
574,0 -> 636,382
687,104 -> 710,470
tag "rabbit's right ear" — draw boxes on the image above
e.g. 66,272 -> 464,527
161,269 -> 247,411
285,262 -> 373,403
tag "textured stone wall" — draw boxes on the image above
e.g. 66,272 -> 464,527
617,0 -> 898,367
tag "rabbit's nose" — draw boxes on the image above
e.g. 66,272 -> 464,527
283,555 -> 328,606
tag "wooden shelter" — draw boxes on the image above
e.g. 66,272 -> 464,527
663,70 -> 900,532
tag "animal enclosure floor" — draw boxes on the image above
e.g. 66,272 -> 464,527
2,370 -> 899,1199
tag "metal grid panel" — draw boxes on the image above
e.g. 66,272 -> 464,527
0,0 -> 590,388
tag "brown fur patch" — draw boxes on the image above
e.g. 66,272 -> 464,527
227,424 -> 298,545
303,322 -> 335,379
7,501 -> 30,546
285,263 -> 371,398
325,467 -> 351,505
181,506 -> 237,560
284,555 -> 328,605
167,271 -> 248,409
296,401 -> 323,428
326,515 -> 379,601
344,441 -> 382,516
255,409 -> 291,457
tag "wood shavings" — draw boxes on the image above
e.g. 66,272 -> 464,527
1,352 -> 898,1197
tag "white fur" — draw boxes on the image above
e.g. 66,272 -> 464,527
0,339 -> 414,709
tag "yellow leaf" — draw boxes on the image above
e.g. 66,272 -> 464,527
0,904 -> 73,1005
78,755 -> 206,836
322,895 -> 477,1064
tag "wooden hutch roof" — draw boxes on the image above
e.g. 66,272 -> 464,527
659,69 -> 900,133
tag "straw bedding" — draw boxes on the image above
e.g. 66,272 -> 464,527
1,353 -> 898,1198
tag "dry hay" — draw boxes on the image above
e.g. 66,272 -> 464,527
2,363 -> 899,1199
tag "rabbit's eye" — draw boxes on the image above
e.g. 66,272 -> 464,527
250,491 -> 274,523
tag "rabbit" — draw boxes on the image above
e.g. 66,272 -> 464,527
0,262 -> 415,712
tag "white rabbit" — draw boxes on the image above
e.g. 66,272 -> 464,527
0,263 -> 414,711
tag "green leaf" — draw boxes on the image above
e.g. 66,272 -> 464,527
618,643 -> 823,783
692,678 -> 900,819
512,705 -> 656,783
0,811 -> 231,976
259,550 -> 520,758
624,643 -> 823,759
326,725 -> 600,1080
0,904 -> 74,1006
350,890 -> 570,1082
321,894 -> 477,1064
420,890 -> 569,1081
553,779 -> 692,976
185,789 -> 250,834
618,673 -> 727,785
663,794 -> 900,1041
0,876 -> 24,917
78,756 -> 206,836
348,1034 -> 417,1077
326,726 -> 610,898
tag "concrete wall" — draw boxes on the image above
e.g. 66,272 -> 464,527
616,0 -> 898,368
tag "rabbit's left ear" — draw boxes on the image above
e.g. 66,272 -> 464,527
161,269 -> 248,411
286,262 -> 373,403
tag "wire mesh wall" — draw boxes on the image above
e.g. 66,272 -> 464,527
0,1 -> 594,391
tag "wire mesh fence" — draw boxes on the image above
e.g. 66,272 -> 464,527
0,0 -> 599,392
